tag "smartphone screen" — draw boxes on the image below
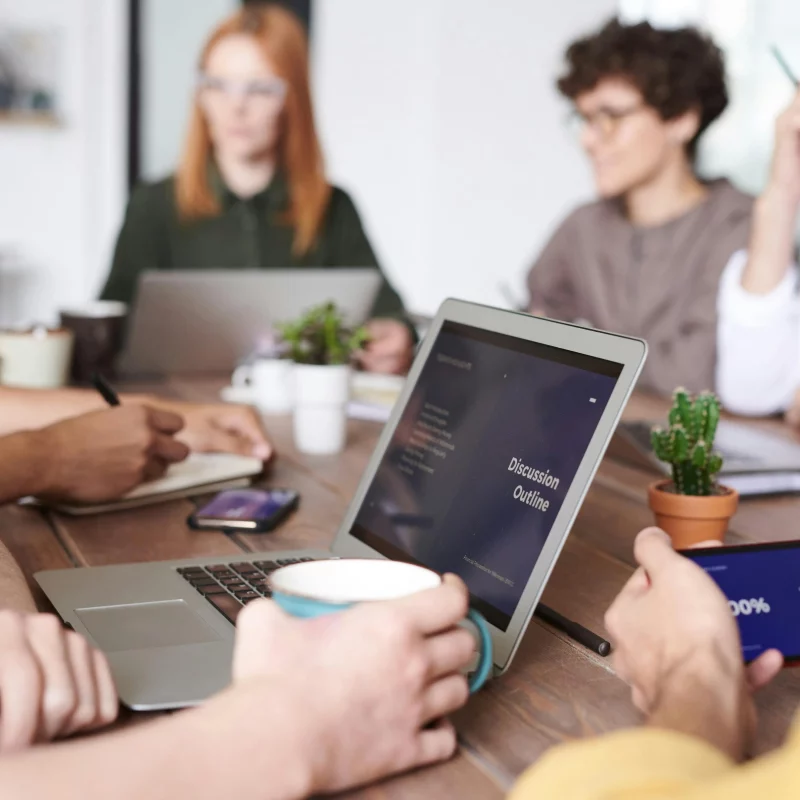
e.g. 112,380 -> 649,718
193,489 -> 298,531
683,542 -> 800,663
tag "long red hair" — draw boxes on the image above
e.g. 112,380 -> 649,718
176,4 -> 330,255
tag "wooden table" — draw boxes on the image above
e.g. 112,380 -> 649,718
3,378 -> 800,799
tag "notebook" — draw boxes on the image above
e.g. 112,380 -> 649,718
347,373 -> 405,422
27,453 -> 264,516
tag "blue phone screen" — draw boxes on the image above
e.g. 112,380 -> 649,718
196,489 -> 296,522
686,545 -> 800,662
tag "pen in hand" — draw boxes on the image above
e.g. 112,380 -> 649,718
771,45 -> 799,87
92,372 -> 121,407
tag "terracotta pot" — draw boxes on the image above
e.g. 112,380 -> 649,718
647,480 -> 739,549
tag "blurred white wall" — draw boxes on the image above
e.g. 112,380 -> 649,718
312,0 -> 617,314
0,0 -> 127,326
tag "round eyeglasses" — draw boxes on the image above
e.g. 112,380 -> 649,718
565,104 -> 647,139
197,74 -> 287,107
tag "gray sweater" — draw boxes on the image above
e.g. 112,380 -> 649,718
527,179 -> 753,396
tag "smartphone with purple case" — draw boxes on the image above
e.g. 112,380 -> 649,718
188,488 -> 299,533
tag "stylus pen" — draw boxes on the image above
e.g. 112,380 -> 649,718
535,603 -> 611,657
771,45 -> 799,87
92,372 -> 121,407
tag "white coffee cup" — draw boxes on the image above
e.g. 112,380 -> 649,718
268,559 -> 494,692
232,358 -> 295,414
0,326 -> 75,388
293,364 -> 351,455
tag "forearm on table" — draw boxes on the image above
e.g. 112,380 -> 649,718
0,683 -> 314,800
741,189 -> 800,295
0,430 -> 53,503
0,388 -> 103,435
0,387 -> 176,437
0,540 -> 36,613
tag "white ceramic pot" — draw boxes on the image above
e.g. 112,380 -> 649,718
293,364 -> 351,455
233,358 -> 295,414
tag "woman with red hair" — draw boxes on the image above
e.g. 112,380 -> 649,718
103,4 -> 413,374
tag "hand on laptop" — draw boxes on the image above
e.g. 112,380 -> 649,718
357,319 -> 414,375
34,406 -> 189,503
232,574 -> 473,794
0,611 -> 118,751
605,528 -> 783,761
147,400 -> 272,461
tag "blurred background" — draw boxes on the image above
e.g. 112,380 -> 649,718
0,0 -> 798,327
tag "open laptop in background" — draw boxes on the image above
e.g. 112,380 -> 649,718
118,268 -> 382,376
610,420 -> 800,496
37,299 -> 646,710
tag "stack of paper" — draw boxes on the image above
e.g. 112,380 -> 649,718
347,373 -> 405,423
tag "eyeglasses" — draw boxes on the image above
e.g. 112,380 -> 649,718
197,74 -> 287,106
566,104 -> 647,139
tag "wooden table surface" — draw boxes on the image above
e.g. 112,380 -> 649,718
3,378 -> 800,799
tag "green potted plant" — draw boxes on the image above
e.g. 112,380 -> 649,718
648,388 -> 739,548
278,303 -> 368,455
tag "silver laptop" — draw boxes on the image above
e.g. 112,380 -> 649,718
37,300 -> 646,710
119,268 -> 382,375
610,420 -> 800,496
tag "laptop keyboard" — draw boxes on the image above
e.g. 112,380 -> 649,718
177,557 -> 318,625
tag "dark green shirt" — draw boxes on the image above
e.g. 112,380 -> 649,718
101,175 -> 407,320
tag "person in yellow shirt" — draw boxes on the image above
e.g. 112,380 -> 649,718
510,527 -> 796,799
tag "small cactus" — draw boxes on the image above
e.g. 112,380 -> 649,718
651,389 -> 724,496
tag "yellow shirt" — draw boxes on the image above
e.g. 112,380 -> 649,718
510,717 -> 800,799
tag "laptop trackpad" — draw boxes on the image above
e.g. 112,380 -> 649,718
76,600 -> 221,652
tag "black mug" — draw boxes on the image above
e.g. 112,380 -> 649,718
60,302 -> 128,385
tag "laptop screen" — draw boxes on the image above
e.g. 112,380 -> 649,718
351,320 -> 623,630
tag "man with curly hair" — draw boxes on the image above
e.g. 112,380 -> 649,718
527,18 -> 751,397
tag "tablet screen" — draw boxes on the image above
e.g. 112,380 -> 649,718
685,543 -> 800,663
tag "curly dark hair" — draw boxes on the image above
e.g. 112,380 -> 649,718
557,18 -> 728,158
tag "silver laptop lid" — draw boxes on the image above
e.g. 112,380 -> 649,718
330,299 -> 646,672
120,268 -> 382,375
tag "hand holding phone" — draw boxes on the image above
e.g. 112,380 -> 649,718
188,488 -> 299,533
682,541 -> 800,665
